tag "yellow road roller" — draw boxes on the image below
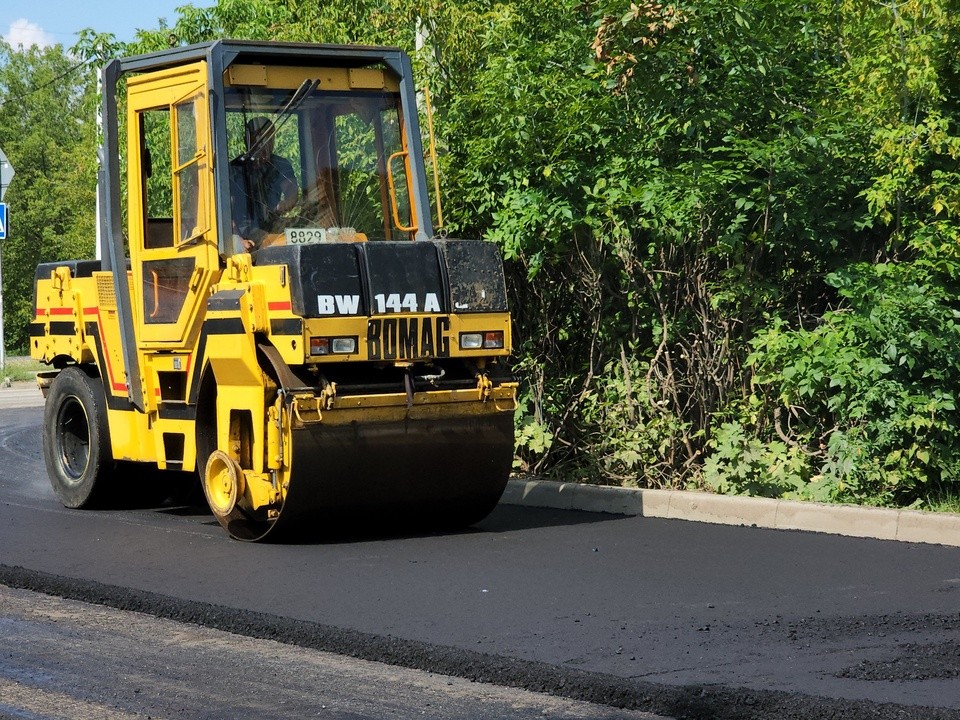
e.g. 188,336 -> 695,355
29,40 -> 517,540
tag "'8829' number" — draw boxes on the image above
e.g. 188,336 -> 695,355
285,228 -> 326,245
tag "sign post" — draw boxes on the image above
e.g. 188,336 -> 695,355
0,148 -> 14,372
0,203 -> 5,372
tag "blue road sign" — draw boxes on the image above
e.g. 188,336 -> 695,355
0,203 -> 6,241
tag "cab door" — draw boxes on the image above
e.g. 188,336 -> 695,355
126,61 -> 218,348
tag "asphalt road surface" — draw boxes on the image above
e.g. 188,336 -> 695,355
0,584 -> 661,720
1,400 -> 960,719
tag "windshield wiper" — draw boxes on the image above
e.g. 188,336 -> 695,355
240,78 -> 319,162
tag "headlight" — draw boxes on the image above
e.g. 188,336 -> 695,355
331,337 -> 357,354
459,331 -> 504,350
460,333 -> 483,350
311,336 -> 357,355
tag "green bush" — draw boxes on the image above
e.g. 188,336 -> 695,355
702,420 -> 822,500
747,248 -> 960,506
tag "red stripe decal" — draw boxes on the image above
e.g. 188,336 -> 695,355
89,306 -> 124,396
39,299 -> 127,396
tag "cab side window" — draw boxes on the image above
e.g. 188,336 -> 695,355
141,108 -> 174,249
137,97 -> 208,325
174,95 -> 207,244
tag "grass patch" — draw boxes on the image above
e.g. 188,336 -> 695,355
919,487 -> 960,515
1,356 -> 46,383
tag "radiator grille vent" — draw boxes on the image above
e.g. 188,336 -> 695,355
96,274 -> 116,310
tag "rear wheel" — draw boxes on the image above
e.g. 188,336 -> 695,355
43,367 -> 114,508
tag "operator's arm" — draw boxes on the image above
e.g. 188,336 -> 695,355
229,160 -> 262,252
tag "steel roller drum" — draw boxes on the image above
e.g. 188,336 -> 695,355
219,411 -> 515,542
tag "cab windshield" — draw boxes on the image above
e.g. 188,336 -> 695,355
224,77 -> 413,253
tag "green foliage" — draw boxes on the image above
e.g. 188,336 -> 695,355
702,421 -> 822,500
921,485 -> 960,514
0,41 -> 99,354
465,0 -> 883,481
576,349 -> 688,487
729,0 -> 960,507
748,245 -> 960,505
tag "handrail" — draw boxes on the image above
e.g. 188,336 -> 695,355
386,150 -> 417,234
149,270 -> 160,319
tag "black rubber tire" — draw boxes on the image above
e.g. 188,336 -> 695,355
43,367 -> 114,508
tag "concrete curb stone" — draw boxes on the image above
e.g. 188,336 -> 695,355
0,380 -> 45,409
503,478 -> 960,548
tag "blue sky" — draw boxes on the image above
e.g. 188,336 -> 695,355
1,2 -> 214,48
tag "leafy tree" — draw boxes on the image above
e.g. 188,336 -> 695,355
0,41 -> 99,356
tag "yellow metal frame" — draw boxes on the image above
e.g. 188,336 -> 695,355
225,64 -> 401,93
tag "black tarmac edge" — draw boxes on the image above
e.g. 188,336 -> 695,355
1,564 -> 956,720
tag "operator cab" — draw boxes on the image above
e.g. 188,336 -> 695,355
223,63 -> 417,254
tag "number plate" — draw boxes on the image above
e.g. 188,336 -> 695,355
285,228 -> 327,245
